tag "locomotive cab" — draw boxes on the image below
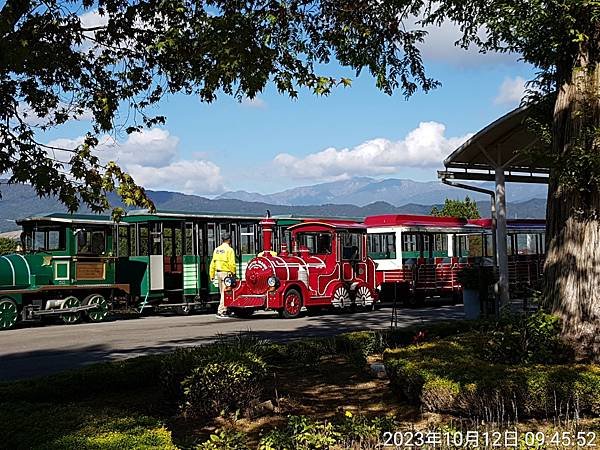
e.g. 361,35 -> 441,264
225,218 -> 378,318
0,214 -> 128,330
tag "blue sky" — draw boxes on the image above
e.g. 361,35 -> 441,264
45,14 -> 535,196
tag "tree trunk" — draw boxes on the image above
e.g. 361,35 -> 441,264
544,58 -> 600,359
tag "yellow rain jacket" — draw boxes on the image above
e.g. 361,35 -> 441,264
209,242 -> 237,279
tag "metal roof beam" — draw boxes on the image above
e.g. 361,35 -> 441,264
438,170 -> 549,184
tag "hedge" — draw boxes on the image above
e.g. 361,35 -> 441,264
384,334 -> 600,419
0,402 -> 177,450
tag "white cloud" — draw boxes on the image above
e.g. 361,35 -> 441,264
494,76 -> 526,105
241,96 -> 267,108
79,9 -> 109,30
46,128 -> 224,195
128,160 -> 223,194
98,128 -> 179,168
407,18 -> 519,67
274,122 -> 472,181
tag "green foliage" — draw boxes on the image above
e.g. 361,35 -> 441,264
0,236 -> 18,255
160,334 -> 271,405
1,0 -> 439,213
197,429 -> 250,450
431,196 -> 481,219
482,311 -> 568,364
182,356 -> 267,418
0,402 -> 177,450
384,319 -> 600,419
258,413 -> 397,450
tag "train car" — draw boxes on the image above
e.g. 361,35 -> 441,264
225,216 -> 378,318
0,213 -> 128,330
470,218 -> 546,294
365,214 -> 490,306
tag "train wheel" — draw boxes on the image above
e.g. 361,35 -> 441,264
84,294 -> 109,323
355,285 -> 374,308
61,296 -> 82,324
332,286 -> 350,309
0,298 -> 18,330
282,289 -> 302,319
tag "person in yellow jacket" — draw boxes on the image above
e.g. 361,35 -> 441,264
209,233 -> 237,318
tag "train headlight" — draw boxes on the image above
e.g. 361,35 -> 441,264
224,276 -> 235,288
267,276 -> 280,288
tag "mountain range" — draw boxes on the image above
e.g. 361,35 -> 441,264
0,178 -> 547,232
217,177 -> 548,207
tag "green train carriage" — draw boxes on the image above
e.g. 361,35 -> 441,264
0,213 -> 129,330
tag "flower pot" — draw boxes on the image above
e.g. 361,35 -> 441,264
463,288 -> 480,320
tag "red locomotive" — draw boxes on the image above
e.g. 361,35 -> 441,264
224,217 -> 378,318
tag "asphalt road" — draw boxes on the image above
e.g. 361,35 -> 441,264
0,303 -> 463,381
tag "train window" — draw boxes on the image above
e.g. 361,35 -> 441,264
207,223 -> 216,255
401,234 -> 418,253
138,225 -> 149,256
341,233 -> 362,260
150,223 -> 162,255
517,234 -> 537,255
77,228 -> 106,255
184,222 -> 194,255
433,234 -> 448,254
297,232 -> 332,254
467,235 -> 483,257
368,233 -> 396,259
163,226 -> 173,256
422,234 -> 430,254
240,223 -> 256,255
26,227 -> 66,251
118,226 -> 130,257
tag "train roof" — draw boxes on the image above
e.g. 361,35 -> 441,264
469,218 -> 546,230
16,213 -> 114,226
122,209 -> 359,223
287,220 -> 366,231
364,214 -> 482,229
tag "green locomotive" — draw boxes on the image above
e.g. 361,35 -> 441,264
0,213 -> 128,330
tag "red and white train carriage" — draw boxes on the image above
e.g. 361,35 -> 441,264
224,217 -> 378,318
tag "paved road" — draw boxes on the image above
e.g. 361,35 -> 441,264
0,303 -> 463,381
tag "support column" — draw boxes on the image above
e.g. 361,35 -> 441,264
495,166 -> 510,309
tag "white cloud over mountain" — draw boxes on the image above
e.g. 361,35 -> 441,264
46,128 -> 224,195
274,122 -> 472,181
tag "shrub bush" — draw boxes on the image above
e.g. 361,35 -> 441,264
481,310 -> 568,364
0,402 -> 177,450
257,413 -> 397,450
160,333 -> 271,409
384,334 -> 600,419
182,353 -> 267,417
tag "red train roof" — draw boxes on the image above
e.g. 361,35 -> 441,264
469,218 -> 546,229
365,214 -> 471,228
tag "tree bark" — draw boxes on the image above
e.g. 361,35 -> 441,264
544,58 -> 600,359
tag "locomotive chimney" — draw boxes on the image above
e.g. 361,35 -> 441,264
260,215 -> 276,253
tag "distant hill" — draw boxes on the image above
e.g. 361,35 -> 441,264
0,181 -> 546,232
217,177 -> 548,207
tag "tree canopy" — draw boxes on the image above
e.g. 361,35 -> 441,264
431,196 -> 481,219
1,0 -> 439,216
